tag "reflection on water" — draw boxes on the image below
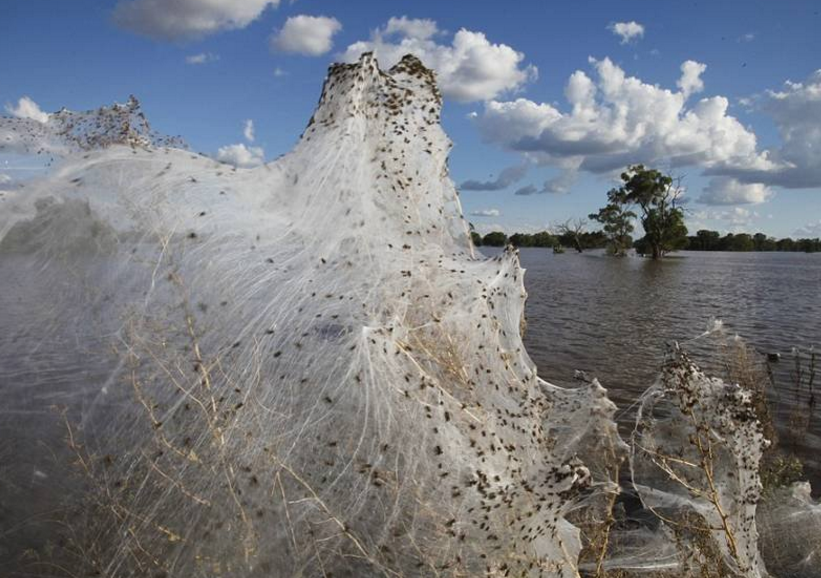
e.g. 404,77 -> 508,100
505,248 -> 821,483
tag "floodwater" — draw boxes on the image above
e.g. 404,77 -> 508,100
507,248 -> 821,483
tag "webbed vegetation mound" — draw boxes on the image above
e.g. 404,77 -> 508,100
0,53 -> 817,578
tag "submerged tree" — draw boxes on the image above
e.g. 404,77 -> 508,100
588,191 -> 636,256
556,218 -> 588,253
594,165 -> 688,259
617,165 -> 688,259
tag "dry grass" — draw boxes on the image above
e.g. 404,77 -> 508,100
572,433 -> 624,578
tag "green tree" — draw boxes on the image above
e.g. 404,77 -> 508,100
588,191 -> 636,256
728,233 -> 755,251
617,165 -> 688,259
509,233 -> 533,247
531,231 -> 557,248
482,231 -> 508,247
796,238 -> 820,253
777,237 -> 796,252
753,232 -> 777,251
689,229 -> 721,251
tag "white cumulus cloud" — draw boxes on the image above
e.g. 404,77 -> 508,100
340,17 -> 536,102
609,21 -> 645,44
727,207 -> 755,225
689,207 -> 761,230
678,60 -> 707,98
271,15 -> 342,56
698,177 -> 773,205
185,52 -> 219,64
5,96 -> 49,123
383,16 -> 438,40
719,207 -> 758,227
243,119 -> 255,142
216,143 -> 265,168
113,0 -> 280,40
474,64 -> 821,195
794,220 -> 821,238
473,57 -> 772,186
469,208 -> 501,217
715,70 -> 821,189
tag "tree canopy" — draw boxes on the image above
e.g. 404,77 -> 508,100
588,191 -> 636,256
589,165 -> 688,259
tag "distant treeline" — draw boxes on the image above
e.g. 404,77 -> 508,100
473,230 -> 607,250
473,229 -> 821,253
685,230 -> 821,252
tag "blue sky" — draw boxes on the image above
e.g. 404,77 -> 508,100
2,0 -> 820,238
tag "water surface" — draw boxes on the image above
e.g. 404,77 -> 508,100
508,248 -> 821,482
